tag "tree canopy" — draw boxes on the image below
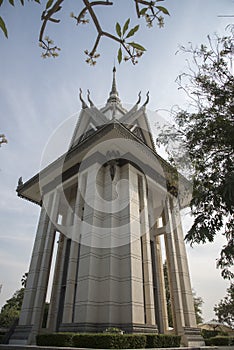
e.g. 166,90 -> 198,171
157,30 -> 234,279
0,288 -> 24,328
214,283 -> 234,328
0,0 -> 169,65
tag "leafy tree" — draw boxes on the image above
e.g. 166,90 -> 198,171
0,288 -> 24,327
214,283 -> 234,328
0,273 -> 27,328
157,31 -> 234,279
193,294 -> 203,325
163,262 -> 203,326
0,0 -> 169,64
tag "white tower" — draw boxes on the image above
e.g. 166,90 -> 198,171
10,68 -> 203,346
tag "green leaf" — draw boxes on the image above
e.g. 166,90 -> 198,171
46,0 -> 53,9
34,0 -> 40,3
20,0 -> 24,5
126,25 -> 139,39
118,47 -> 122,64
128,42 -> 146,51
139,8 -> 147,15
0,0 -> 3,6
156,6 -> 170,15
123,18 -> 130,35
0,16 -> 8,38
8,0 -> 14,6
116,22 -> 121,37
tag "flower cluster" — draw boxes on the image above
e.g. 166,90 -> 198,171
144,13 -> 164,28
70,11 -> 89,25
84,50 -> 100,66
39,36 -> 61,58
124,46 -> 144,65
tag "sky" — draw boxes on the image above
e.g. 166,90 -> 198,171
0,0 -> 233,323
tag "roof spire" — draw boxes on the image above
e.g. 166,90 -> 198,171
107,66 -> 121,104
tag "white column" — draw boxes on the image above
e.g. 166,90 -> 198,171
171,198 -> 197,327
18,206 -> 49,326
139,175 -> 155,325
152,233 -> 169,333
74,165 -> 101,326
127,165 -> 145,325
46,232 -> 66,332
29,189 -> 60,342
163,197 -> 185,334
62,181 -> 83,324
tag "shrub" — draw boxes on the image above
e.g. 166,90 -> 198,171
201,329 -> 219,339
205,336 -> 231,346
36,332 -> 74,347
145,334 -> 181,348
0,335 -> 4,344
72,333 -> 146,349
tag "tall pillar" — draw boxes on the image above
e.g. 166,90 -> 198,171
152,233 -> 169,333
46,232 -> 66,332
28,189 -> 60,343
73,164 -> 102,328
171,198 -> 197,327
17,206 -> 49,327
163,197 -> 185,335
62,180 -> 84,324
164,196 -> 204,346
127,165 -> 145,327
10,190 -> 60,344
138,174 -> 155,326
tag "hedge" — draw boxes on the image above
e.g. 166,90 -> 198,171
205,336 -> 232,346
36,332 -> 182,348
145,334 -> 181,348
0,335 -> 4,344
36,332 -> 75,347
201,329 -> 219,339
72,333 -> 147,349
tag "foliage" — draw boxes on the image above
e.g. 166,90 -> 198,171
193,293 -> 203,324
201,329 -> 219,339
37,333 -> 181,349
214,283 -> 234,327
37,333 -> 75,347
0,0 -> 169,65
72,333 -> 147,349
104,327 -> 124,334
163,261 -> 173,327
0,134 -> 7,147
157,32 -> 234,279
145,334 -> 181,348
205,336 -> 233,346
0,288 -> 24,327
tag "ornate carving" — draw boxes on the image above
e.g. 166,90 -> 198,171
18,177 -> 23,187
142,91 -> 149,107
79,88 -> 88,109
106,150 -> 120,181
87,89 -> 95,107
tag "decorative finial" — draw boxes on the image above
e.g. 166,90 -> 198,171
136,91 -> 141,105
79,88 -> 88,109
107,66 -> 121,104
18,177 -> 23,188
87,89 -> 94,107
142,91 -> 149,107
